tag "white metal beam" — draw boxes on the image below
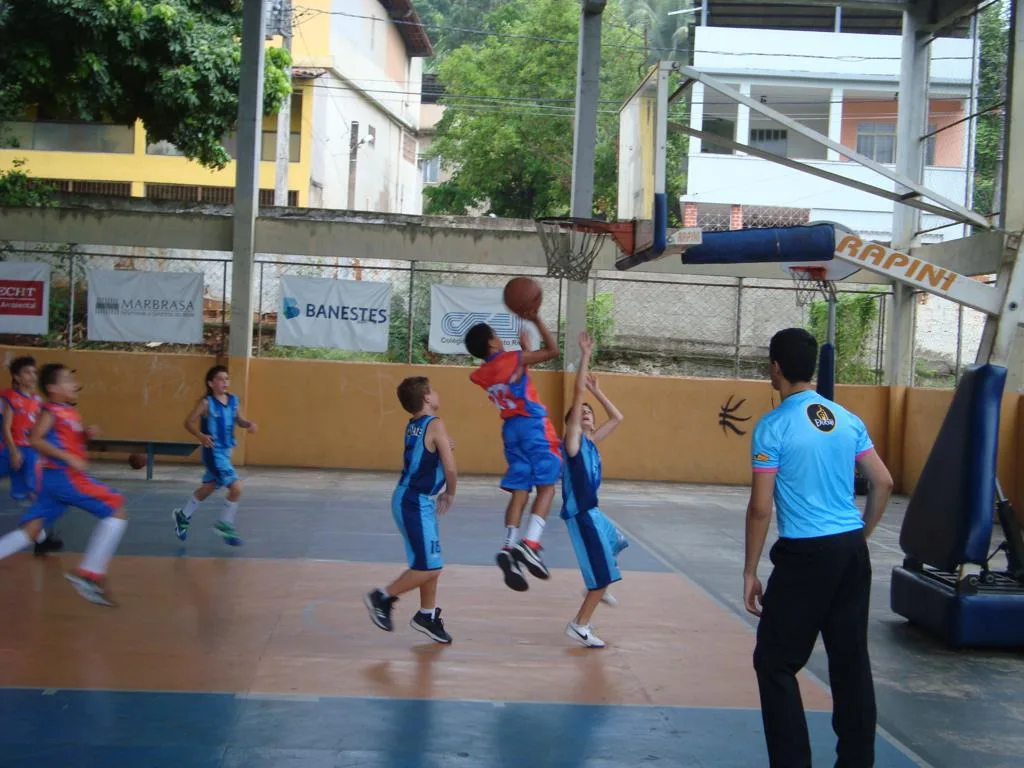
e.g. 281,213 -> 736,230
673,65 -> 992,229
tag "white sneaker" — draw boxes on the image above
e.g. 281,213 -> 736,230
581,587 -> 618,607
565,621 -> 605,648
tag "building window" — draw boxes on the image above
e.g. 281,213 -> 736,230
749,128 -> 788,156
701,117 -> 734,154
6,121 -> 134,154
419,156 -> 441,184
147,132 -> 301,162
856,122 -> 896,164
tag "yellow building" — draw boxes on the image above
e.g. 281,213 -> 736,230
0,0 -> 433,213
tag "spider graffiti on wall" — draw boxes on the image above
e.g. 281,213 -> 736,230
718,395 -> 751,436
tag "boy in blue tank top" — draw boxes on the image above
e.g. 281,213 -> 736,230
365,376 -> 458,644
173,366 -> 257,546
560,332 -> 627,648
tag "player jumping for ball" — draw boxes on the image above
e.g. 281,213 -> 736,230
561,331 -> 628,647
364,376 -> 458,644
173,365 -> 257,547
0,364 -> 128,606
465,307 -> 562,592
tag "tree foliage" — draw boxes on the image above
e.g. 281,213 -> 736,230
0,0 -> 292,169
808,293 -> 881,385
972,1 -> 1010,216
415,0 -> 512,64
621,0 -> 695,65
424,0 -> 684,221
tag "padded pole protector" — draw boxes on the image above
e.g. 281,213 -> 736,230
817,343 -> 835,401
681,223 -> 837,265
899,365 -> 1006,570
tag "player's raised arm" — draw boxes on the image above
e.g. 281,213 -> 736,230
430,418 -> 458,514
565,332 -> 595,458
519,311 -> 560,367
587,375 -> 623,444
184,397 -> 213,448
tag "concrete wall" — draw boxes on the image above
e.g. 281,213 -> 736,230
2,346 -> 1015,508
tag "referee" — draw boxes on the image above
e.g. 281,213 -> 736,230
744,328 -> 894,768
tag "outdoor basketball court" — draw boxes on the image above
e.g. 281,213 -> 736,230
1,464 -> 1019,767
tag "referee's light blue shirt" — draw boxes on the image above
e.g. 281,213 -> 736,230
752,389 -> 874,539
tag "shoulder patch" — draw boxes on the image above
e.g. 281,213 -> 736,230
754,453 -> 771,462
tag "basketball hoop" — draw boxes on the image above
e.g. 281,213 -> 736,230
789,266 -> 837,308
534,217 -> 635,282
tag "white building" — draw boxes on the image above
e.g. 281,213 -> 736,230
682,2 -> 977,246
299,0 -> 432,214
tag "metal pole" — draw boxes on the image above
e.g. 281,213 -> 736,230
564,0 -> 605,373
256,262 -> 264,356
221,261 -> 228,356
66,250 -> 74,349
274,0 -> 293,207
733,278 -> 743,377
406,264 -> 415,363
229,0 -> 267,359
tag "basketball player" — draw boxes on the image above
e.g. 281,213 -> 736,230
365,376 -> 457,644
465,311 -> 561,592
173,365 -> 257,546
0,356 -> 62,554
744,328 -> 893,768
0,364 -> 128,606
561,331 -> 628,648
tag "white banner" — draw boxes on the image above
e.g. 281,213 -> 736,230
276,275 -> 392,352
0,262 -> 49,336
87,269 -> 204,343
429,284 -> 539,355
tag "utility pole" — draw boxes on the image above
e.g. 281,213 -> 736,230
272,0 -> 293,207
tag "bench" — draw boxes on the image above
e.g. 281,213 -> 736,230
88,439 -> 200,481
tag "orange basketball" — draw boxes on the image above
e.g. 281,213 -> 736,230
128,453 -> 146,470
503,276 -> 542,317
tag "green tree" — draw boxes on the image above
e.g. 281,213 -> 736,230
415,0 -> 514,64
973,1 -> 1009,216
621,0 -> 696,65
425,0 -> 681,220
0,160 -> 54,207
808,293 -> 881,385
0,0 -> 291,169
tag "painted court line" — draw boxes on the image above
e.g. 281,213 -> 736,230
607,515 -> 935,768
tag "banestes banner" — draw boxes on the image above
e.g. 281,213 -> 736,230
0,262 -> 49,336
276,275 -> 392,352
87,269 -> 204,343
428,284 -> 539,355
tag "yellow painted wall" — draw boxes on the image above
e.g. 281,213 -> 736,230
0,81 -> 315,207
1,346 -> 1018,503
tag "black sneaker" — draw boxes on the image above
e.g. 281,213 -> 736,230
364,589 -> 397,631
496,548 -> 529,592
34,530 -> 64,557
410,608 -> 453,644
512,541 -> 550,580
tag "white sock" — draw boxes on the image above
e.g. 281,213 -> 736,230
525,514 -> 546,543
0,529 -> 33,560
503,525 -> 517,548
220,500 -> 238,525
419,608 -> 435,616
79,517 -> 127,576
36,530 -> 47,544
379,588 -> 391,599
182,495 -> 201,519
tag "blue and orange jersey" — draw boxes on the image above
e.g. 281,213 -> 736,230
1,387 -> 42,447
201,394 -> 239,451
39,402 -> 89,471
398,415 -> 446,496
470,351 -> 548,420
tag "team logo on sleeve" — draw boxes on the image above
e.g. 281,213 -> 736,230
806,403 -> 836,432
754,453 -> 771,462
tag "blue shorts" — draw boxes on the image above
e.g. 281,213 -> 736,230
565,507 -> 627,591
500,416 -> 563,492
20,468 -> 124,527
0,445 -> 40,501
202,448 -> 238,489
392,487 -> 443,571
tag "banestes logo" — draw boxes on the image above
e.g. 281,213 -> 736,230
282,297 -> 301,320
806,403 -> 837,432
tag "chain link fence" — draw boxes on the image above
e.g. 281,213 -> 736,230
1,244 -> 892,384
911,286 -> 989,388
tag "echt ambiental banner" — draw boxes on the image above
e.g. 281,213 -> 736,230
0,262 -> 49,336
428,284 -> 539,355
276,275 -> 392,352
87,269 -> 204,343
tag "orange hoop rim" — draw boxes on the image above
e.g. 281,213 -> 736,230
535,216 -> 637,256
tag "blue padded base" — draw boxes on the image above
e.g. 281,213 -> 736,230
891,566 -> 1024,648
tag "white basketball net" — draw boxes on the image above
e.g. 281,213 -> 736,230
791,267 -> 837,308
535,219 -> 606,281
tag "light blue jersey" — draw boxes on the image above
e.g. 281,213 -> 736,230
751,389 -> 873,539
392,414 -> 446,571
560,434 -> 602,520
201,394 -> 239,488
